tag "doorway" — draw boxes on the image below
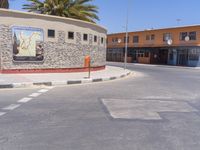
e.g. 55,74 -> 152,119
158,49 -> 168,64
151,49 -> 168,64
177,49 -> 188,66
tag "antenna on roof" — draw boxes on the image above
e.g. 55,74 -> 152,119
176,19 -> 182,26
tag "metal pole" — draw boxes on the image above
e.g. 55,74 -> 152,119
0,47 -> 1,73
124,0 -> 129,70
88,59 -> 91,78
0,26 -> 2,73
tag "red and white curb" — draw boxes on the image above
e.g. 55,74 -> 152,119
0,71 -> 132,89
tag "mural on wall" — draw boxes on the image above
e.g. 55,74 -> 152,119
12,26 -> 44,61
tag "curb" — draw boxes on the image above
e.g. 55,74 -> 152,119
0,71 -> 132,89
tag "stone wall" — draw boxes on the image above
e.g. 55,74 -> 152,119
0,25 -> 2,70
0,25 -> 106,70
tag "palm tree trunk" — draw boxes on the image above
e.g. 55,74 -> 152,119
0,0 -> 9,9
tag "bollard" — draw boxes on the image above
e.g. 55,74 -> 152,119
84,56 -> 91,78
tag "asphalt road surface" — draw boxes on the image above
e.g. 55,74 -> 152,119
0,62 -> 200,150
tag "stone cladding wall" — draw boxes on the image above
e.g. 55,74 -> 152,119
0,25 -> 106,70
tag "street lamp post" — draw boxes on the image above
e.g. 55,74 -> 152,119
124,22 -> 128,70
124,4 -> 129,70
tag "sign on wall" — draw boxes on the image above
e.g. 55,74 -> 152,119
12,26 -> 44,61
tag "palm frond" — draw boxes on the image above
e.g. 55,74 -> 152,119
23,0 -> 99,23
0,0 -> 9,9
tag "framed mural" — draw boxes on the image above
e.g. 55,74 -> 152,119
12,26 -> 44,61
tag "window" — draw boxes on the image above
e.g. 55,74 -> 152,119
112,38 -> 115,43
124,36 -> 129,43
146,34 -> 155,41
189,54 -> 199,61
133,36 -> 139,43
68,32 -> 74,39
180,32 -> 197,41
83,34 -> 88,41
169,53 -> 173,60
163,33 -> 172,41
144,51 -> 149,57
112,37 -> 119,43
146,35 -> 150,40
151,34 -> 155,40
94,35 -> 97,42
189,49 -> 200,61
189,31 -> 196,40
112,37 -> 122,43
137,50 -> 149,57
48,29 -> 55,38
180,32 -> 188,41
101,37 -> 104,44
137,50 -> 143,57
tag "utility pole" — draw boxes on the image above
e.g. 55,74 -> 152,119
124,0 -> 129,70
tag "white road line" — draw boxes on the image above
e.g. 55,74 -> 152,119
29,93 -> 41,97
45,86 -> 54,89
2,104 -> 21,110
38,89 -> 49,93
0,112 -> 6,116
18,97 -> 32,103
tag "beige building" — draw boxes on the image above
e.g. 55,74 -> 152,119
0,9 -> 107,73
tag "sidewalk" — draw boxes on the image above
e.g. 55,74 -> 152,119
0,66 -> 131,89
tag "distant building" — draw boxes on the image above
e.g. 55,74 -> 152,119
107,25 -> 200,67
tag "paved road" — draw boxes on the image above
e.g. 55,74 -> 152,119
0,62 -> 200,150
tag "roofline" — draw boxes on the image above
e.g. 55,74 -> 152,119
108,24 -> 200,35
0,8 -> 107,32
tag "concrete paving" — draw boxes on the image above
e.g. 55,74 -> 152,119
0,66 -> 131,89
102,99 -> 198,120
0,62 -> 200,150
108,61 -> 200,70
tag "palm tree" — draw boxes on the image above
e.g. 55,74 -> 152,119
23,0 -> 99,23
0,0 -> 9,9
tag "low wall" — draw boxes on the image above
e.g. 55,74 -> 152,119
0,9 -> 107,73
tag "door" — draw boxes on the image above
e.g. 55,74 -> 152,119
177,49 -> 188,66
158,49 -> 168,64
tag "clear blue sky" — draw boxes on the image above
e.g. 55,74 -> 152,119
9,0 -> 200,33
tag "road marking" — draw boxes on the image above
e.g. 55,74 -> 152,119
38,89 -> 49,93
2,104 -> 21,110
141,96 -> 173,100
29,93 -> 41,97
0,112 -> 6,116
45,86 -> 54,89
0,88 -> 54,118
18,97 -> 32,103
